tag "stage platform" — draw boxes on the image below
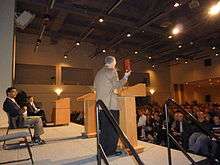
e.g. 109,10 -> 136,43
0,123 -> 205,165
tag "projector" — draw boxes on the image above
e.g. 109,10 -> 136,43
15,11 -> 35,30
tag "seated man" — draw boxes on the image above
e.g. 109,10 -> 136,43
27,96 -> 47,126
211,115 -> 220,160
137,109 -> 147,140
3,87 -> 45,144
188,111 -> 212,156
151,111 -> 163,145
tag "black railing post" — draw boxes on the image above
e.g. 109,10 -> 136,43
96,104 -> 110,165
96,105 -> 101,165
164,103 -> 172,165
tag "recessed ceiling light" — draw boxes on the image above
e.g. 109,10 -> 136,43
98,18 -> 104,23
135,51 -> 138,54
148,56 -> 152,59
178,45 -> 182,48
176,57 -> 179,61
152,65 -> 155,68
212,46 -> 216,50
126,33 -> 131,37
64,55 -> 68,59
216,53 -> 219,56
76,42 -> 80,46
102,49 -> 106,53
168,35 -> 173,39
185,61 -> 188,64
172,24 -> 183,35
174,2 -> 180,7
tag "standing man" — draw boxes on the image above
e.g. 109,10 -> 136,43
94,56 -> 131,156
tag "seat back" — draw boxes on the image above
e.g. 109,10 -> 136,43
6,113 -> 24,129
6,113 -> 18,129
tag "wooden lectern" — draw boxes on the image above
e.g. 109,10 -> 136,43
77,93 -> 96,138
118,83 -> 146,153
77,83 -> 146,154
53,98 -> 70,125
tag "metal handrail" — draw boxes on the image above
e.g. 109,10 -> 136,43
164,98 -> 220,165
164,103 -> 197,165
96,100 -> 145,165
166,98 -> 219,141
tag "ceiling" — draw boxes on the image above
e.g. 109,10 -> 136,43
16,0 -> 220,65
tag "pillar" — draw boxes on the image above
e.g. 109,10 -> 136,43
0,0 -> 15,127
56,65 -> 62,85
173,84 -> 185,104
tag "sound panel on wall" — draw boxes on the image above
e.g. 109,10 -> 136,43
204,58 -> 212,67
205,94 -> 211,102
15,64 -> 56,84
62,67 -> 94,85
118,71 -> 150,86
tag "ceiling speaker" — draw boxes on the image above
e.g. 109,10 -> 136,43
15,11 -> 35,30
189,0 -> 200,9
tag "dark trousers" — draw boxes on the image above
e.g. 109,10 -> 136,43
99,110 -> 119,156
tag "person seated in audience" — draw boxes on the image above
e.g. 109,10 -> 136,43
210,115 -> 220,160
137,109 -> 146,140
151,111 -> 163,144
3,87 -> 46,144
188,111 -> 212,156
171,112 -> 183,143
144,112 -> 154,143
171,111 -> 190,149
27,96 -> 47,126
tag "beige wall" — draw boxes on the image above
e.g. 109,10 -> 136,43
171,57 -> 220,103
15,32 -> 172,112
133,62 -> 171,104
171,57 -> 220,84
16,33 -> 104,69
184,85 -> 220,103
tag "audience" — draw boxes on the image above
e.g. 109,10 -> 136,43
136,101 -> 220,160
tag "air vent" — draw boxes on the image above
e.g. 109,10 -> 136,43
204,58 -> 212,67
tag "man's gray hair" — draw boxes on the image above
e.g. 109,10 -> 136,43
104,56 -> 116,64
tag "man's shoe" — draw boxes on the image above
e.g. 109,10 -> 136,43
113,151 -> 123,156
33,137 -> 46,145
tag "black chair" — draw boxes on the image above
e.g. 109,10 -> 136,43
0,132 -> 34,164
2,113 -> 33,149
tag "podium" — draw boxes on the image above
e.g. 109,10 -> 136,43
77,93 -> 96,138
77,83 -> 146,153
118,83 -> 146,153
53,98 -> 70,125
